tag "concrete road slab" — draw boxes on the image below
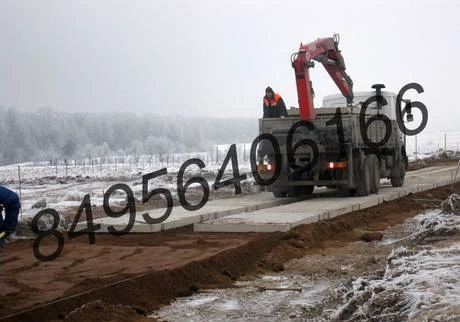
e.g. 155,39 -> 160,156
74,190 -> 305,233
194,165 -> 460,232
74,165 -> 460,234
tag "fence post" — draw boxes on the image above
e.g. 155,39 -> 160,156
17,165 -> 22,220
444,133 -> 447,151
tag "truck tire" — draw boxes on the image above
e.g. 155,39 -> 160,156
390,162 -> 405,187
355,156 -> 371,196
368,154 -> 380,194
350,154 -> 371,197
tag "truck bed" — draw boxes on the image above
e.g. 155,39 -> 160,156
259,106 -> 402,150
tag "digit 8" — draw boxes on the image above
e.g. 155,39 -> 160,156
31,208 -> 65,261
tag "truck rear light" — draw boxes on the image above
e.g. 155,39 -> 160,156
326,161 -> 347,169
257,163 -> 275,173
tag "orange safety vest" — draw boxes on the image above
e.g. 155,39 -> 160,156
263,93 -> 282,107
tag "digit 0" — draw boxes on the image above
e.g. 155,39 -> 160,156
250,133 -> 282,186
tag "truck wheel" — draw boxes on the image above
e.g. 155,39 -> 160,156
390,162 -> 405,187
368,154 -> 380,194
273,191 -> 287,198
355,156 -> 371,196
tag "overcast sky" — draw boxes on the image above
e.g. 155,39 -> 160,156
1,0 -> 459,132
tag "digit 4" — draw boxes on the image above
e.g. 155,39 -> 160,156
68,194 -> 101,244
213,144 -> 247,194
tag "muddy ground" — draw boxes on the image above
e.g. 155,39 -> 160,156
1,176 -> 458,322
153,205 -> 460,321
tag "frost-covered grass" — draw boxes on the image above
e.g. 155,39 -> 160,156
0,148 -> 255,221
152,275 -> 332,322
329,210 -> 460,322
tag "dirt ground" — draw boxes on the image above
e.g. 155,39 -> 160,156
1,180 -> 457,322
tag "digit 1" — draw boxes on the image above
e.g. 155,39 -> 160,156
326,108 -> 346,156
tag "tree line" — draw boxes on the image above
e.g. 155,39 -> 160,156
0,106 -> 258,165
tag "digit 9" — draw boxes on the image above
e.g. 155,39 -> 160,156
103,184 -> 136,235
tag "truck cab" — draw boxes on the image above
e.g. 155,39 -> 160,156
323,91 -> 398,121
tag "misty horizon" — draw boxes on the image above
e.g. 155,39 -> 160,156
1,1 -> 459,132
0,107 -> 258,165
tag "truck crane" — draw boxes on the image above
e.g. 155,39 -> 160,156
291,34 -> 354,120
258,35 -> 408,197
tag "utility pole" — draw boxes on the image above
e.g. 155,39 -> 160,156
444,132 -> 447,151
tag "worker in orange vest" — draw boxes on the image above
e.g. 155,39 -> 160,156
263,86 -> 288,118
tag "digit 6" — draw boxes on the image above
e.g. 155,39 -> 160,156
396,82 -> 428,136
359,95 -> 392,148
287,120 -> 319,173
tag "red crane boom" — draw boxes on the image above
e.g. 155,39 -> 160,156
291,35 -> 354,120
